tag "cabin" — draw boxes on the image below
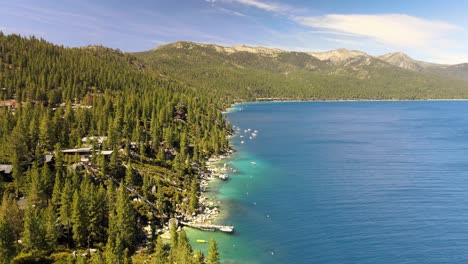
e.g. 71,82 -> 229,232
0,100 -> 17,109
61,148 -> 113,163
61,148 -> 93,162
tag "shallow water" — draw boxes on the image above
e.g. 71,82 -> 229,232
187,101 -> 468,263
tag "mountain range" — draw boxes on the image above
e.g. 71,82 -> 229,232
134,41 -> 468,100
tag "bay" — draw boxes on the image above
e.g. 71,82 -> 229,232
188,101 -> 468,264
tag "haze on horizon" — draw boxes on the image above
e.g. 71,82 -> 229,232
1,0 -> 468,64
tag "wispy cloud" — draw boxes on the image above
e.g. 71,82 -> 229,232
293,14 -> 462,49
223,0 -> 288,12
214,6 -> 247,17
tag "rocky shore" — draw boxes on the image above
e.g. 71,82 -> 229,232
159,149 -> 236,238
188,150 -> 235,224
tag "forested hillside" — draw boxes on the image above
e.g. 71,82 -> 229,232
0,33 -> 228,263
2,33 -> 468,264
135,41 -> 468,101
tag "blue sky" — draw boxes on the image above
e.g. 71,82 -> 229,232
1,0 -> 468,63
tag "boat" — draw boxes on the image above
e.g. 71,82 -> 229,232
219,174 -> 229,180
220,226 -> 235,233
240,135 -> 244,138
241,141 -> 245,144
196,239 -> 207,243
251,162 -> 256,165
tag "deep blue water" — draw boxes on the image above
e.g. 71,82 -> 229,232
189,101 -> 468,264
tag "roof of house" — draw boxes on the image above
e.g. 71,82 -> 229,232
44,154 -> 54,163
61,148 -> 92,154
0,164 -> 13,174
100,150 -> 113,156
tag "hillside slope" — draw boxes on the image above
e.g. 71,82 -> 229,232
135,41 -> 468,101
379,52 -> 468,80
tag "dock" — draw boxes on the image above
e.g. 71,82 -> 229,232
180,221 -> 234,233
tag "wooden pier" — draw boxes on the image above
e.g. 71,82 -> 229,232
180,221 -> 234,233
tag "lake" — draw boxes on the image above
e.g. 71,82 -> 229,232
187,101 -> 468,264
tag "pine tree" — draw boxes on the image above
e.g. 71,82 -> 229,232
90,250 -> 105,264
207,238 -> 220,264
39,112 -> 52,150
0,194 -> 18,264
125,163 -> 134,187
71,189 -> 88,247
115,184 -> 136,251
193,250 -> 205,264
40,163 -> 53,198
88,184 -> 108,246
28,163 -> 46,207
189,179 -> 199,214
168,221 -> 178,263
44,203 -> 59,250
60,179 -> 73,247
106,183 -> 137,263
21,205 -> 47,253
51,171 -> 63,208
175,230 -> 193,263
152,236 -> 166,264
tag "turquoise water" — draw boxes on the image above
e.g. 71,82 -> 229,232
188,101 -> 468,263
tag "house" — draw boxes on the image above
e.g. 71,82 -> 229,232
61,148 -> 113,163
61,148 -> 93,162
0,100 -> 17,108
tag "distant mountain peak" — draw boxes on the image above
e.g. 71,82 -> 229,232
156,41 -> 284,57
380,52 -> 413,61
378,52 -> 423,71
308,48 -> 371,63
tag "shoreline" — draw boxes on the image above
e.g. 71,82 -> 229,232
188,97 -> 468,228
189,150 -> 236,226
237,98 -> 468,104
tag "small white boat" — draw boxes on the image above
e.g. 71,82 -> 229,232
241,141 -> 245,144
247,128 -> 251,131
219,174 -> 228,180
249,136 -> 253,139
251,133 -> 257,137
240,135 -> 244,138
251,162 -> 256,165
244,130 -> 248,133
219,226 -> 234,232
254,130 -> 258,133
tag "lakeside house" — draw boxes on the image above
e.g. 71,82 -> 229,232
61,147 -> 113,162
0,99 -> 17,108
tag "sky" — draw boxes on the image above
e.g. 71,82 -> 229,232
1,0 -> 468,64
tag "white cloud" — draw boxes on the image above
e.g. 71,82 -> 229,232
293,14 -> 462,49
223,0 -> 286,12
215,7 -> 246,17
